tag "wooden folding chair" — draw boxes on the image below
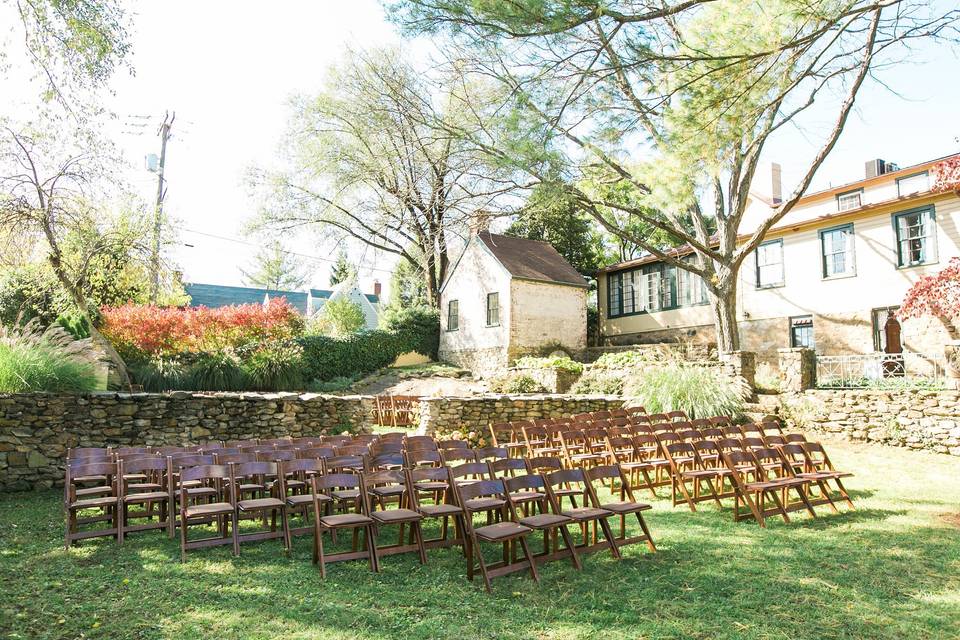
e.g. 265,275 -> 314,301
65,460 -> 119,549
558,428 -> 605,469
475,446 -> 508,462
797,442 -> 855,509
453,479 -> 538,593
178,464 -> 237,560
278,458 -> 330,537
360,470 -> 427,566
118,456 -> 173,543
502,473 -> 582,571
312,474 -> 378,577
407,466 -> 464,551
664,442 -> 725,511
521,423 -> 561,457
543,468 -> 621,558
721,450 -> 812,527
583,465 -> 657,553
525,456 -> 581,509
231,462 -> 291,553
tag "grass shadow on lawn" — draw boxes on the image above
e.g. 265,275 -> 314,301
2,441 -> 959,640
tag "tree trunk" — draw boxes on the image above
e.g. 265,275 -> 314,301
47,254 -> 132,390
711,280 -> 741,354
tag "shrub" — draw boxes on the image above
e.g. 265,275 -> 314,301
592,349 -> 669,369
0,320 -> 99,393
299,330 -> 404,382
309,297 -> 366,337
569,369 -> 624,395
184,351 -> 248,391
624,363 -> 748,419
513,355 -> 583,375
380,304 -> 440,359
130,356 -> 187,392
100,299 -> 303,360
306,375 -> 360,393
488,373 -> 547,394
243,341 -> 304,391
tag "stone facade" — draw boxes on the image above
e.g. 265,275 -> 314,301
417,395 -> 625,438
508,367 -> 581,394
0,392 -> 372,490
777,389 -> 960,456
778,348 -> 816,392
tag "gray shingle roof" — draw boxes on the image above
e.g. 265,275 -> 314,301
184,283 -> 380,314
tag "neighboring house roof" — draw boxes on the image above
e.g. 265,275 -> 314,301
184,283 -> 310,314
184,283 -> 380,316
475,231 -> 588,288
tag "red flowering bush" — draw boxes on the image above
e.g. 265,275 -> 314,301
101,298 -> 304,360
931,157 -> 960,194
899,257 -> 960,339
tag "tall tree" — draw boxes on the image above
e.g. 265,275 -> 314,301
241,241 -> 309,291
1,0 -> 132,108
249,47 -> 521,307
390,0 -> 960,352
388,250 -> 429,307
0,123 -> 136,386
506,184 -> 606,276
328,250 -> 356,287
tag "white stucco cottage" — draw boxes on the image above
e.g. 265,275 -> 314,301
439,231 -> 588,376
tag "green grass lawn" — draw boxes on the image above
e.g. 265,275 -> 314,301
1,440 -> 959,640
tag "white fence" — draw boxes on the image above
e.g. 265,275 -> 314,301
815,352 -> 946,388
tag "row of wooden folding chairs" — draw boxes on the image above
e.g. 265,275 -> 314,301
65,450 -> 658,591
372,395 -> 420,427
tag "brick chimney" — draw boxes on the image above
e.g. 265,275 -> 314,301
468,211 -> 491,235
770,162 -> 782,205
373,280 -> 381,298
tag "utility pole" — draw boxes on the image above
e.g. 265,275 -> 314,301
150,111 -> 175,303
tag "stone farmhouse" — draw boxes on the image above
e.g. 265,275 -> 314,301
439,231 -> 588,376
597,153 -> 960,365
184,280 -> 382,330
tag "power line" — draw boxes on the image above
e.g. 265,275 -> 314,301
180,228 -> 396,275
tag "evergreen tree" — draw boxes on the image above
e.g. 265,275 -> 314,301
329,250 -> 356,286
241,241 -> 309,291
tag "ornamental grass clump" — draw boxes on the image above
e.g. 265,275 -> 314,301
625,362 -> 749,419
0,319 -> 99,393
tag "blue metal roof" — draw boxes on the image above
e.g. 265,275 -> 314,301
185,283 -> 310,315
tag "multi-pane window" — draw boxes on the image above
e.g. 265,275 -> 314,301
607,260 -> 708,317
485,292 -> 499,326
790,315 -> 814,349
755,239 -> 784,288
897,172 -> 929,197
446,300 -> 459,331
894,207 -> 937,267
820,224 -> 855,278
872,306 -> 900,352
837,190 -> 862,212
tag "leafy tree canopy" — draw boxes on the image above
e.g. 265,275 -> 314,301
241,240 -> 310,291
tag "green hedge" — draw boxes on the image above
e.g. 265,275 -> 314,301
299,305 -> 439,382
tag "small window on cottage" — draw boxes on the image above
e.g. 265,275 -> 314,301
894,207 -> 937,267
447,300 -> 459,331
755,239 -> 784,288
790,315 -> 814,349
837,190 -> 862,212
486,292 -> 499,326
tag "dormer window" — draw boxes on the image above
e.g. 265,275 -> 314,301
836,190 -> 862,212
897,172 -> 929,197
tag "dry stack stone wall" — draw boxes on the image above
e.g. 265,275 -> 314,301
779,389 -> 960,456
0,392 -> 372,490
418,394 -> 626,437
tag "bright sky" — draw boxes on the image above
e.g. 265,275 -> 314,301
3,1 -> 958,300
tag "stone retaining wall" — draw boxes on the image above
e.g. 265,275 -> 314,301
417,394 -> 626,437
777,389 -> 960,456
0,392 -> 372,490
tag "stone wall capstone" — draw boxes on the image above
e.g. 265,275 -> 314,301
0,391 -> 373,490
777,388 -> 960,456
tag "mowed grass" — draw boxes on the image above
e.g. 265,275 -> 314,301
1,440 -> 959,640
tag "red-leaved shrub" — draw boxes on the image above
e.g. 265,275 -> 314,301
101,299 -> 304,359
899,257 -> 960,338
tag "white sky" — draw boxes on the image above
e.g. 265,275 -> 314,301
2,1 -> 959,301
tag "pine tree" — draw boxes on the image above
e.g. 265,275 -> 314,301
241,241 -> 309,291
329,250 -> 356,286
